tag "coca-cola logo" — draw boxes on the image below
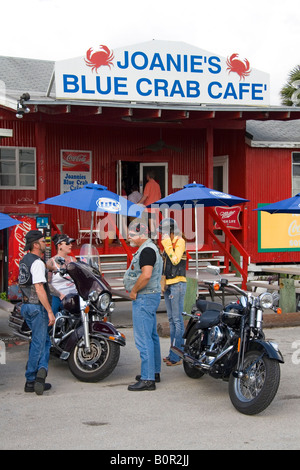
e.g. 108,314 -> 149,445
64,154 -> 88,163
13,217 -> 35,269
288,220 -> 300,237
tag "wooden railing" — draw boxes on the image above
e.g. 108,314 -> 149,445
206,207 -> 249,289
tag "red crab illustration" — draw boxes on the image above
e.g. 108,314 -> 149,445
84,45 -> 114,73
226,53 -> 251,81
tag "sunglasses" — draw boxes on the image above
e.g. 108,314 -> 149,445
128,232 -> 139,237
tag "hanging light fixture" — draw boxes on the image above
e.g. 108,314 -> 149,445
16,93 -> 30,118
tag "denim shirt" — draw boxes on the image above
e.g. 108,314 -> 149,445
123,238 -> 162,295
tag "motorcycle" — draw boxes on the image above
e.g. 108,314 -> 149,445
9,244 -> 126,382
172,266 -> 284,415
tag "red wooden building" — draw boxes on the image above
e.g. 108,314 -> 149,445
1,41 -> 300,295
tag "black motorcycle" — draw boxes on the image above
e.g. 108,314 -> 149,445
171,266 -> 284,415
9,244 -> 126,382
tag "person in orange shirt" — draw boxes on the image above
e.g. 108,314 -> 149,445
139,171 -> 161,237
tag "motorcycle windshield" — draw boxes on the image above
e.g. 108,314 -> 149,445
79,243 -> 101,271
66,245 -> 111,300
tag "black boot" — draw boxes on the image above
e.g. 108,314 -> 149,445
128,380 -> 156,391
34,368 -> 51,395
135,373 -> 160,383
25,380 -> 51,393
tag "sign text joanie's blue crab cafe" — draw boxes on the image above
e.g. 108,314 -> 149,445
55,40 -> 270,105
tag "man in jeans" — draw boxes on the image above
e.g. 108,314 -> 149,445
19,230 -> 55,395
123,221 -> 163,391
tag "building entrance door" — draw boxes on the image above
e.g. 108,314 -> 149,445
117,160 -> 168,199
139,162 -> 168,198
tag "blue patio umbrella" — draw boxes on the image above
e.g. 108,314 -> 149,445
40,182 -> 143,244
0,213 -> 22,230
254,193 -> 300,214
149,182 -> 249,277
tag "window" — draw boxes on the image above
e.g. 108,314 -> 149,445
292,152 -> 300,196
0,147 -> 36,189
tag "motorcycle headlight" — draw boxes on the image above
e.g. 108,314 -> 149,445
260,292 -> 273,309
88,291 -> 98,302
97,293 -> 111,311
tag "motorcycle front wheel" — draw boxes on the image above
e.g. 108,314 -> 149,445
68,335 -> 120,382
229,350 -> 281,415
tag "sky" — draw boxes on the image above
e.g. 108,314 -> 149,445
1,0 -> 299,105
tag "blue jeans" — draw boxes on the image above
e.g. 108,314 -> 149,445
21,303 -> 51,382
132,292 -> 161,381
52,296 -> 62,316
164,282 -> 187,362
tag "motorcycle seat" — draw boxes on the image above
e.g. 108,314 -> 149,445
196,299 -> 223,313
197,310 -> 221,329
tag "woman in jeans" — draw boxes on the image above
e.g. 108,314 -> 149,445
158,218 -> 187,366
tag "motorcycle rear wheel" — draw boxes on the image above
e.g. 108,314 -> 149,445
183,325 -> 205,379
68,335 -> 120,382
229,350 -> 281,415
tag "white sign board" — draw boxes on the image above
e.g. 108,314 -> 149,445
55,40 -> 270,106
60,150 -> 92,193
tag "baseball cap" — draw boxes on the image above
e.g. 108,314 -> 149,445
52,234 -> 75,246
24,229 -> 44,251
157,218 -> 179,234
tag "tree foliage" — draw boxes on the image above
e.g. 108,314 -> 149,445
280,65 -> 300,106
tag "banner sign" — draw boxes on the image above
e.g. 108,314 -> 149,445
60,150 -> 92,193
215,206 -> 242,230
55,41 -> 270,106
258,206 -> 300,252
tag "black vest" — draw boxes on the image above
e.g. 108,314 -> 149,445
19,253 -> 51,305
162,239 -> 187,280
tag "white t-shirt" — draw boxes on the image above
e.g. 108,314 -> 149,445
31,258 -> 47,284
50,258 -> 77,296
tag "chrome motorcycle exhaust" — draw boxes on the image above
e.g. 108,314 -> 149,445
171,345 -> 234,370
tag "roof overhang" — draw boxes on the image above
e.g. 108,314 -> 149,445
246,138 -> 300,148
17,96 -> 300,125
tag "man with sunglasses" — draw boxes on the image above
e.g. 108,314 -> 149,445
19,230 -> 55,395
123,221 -> 163,391
47,233 -> 77,315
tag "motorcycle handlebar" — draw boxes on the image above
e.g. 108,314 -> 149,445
201,279 -> 247,297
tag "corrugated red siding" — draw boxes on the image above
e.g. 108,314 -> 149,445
42,124 -> 207,238
2,116 -> 300,265
0,120 -> 206,240
244,145 -> 300,264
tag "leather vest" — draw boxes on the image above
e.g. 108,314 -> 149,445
19,253 -> 51,305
